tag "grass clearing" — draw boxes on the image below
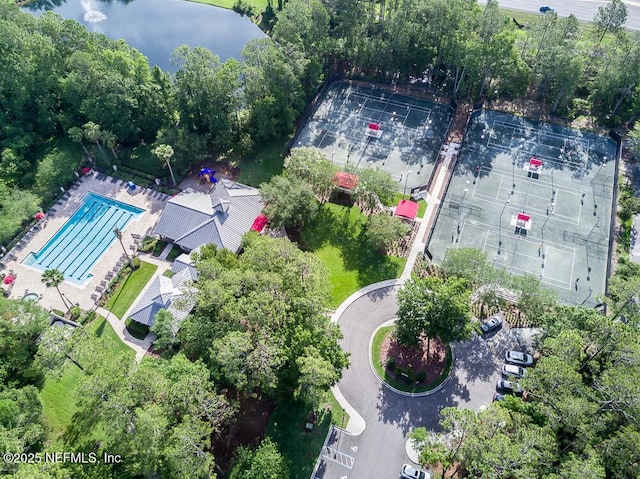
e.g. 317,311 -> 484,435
267,391 -> 349,479
38,316 -> 134,447
371,325 -> 452,394
105,261 -> 157,319
301,203 -> 405,307
187,0 -> 269,13
235,136 -> 287,187
121,145 -> 167,178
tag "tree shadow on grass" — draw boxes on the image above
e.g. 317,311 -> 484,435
301,204 -> 403,289
60,400 -> 102,450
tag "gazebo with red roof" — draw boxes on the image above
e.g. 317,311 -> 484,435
395,199 -> 419,220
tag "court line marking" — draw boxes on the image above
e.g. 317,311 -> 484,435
461,219 -> 578,253
460,220 -> 577,289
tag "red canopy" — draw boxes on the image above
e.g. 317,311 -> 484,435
34,212 -> 46,221
250,214 -> 268,233
517,213 -> 530,222
368,123 -> 380,131
3,275 -> 15,285
81,167 -> 92,174
332,172 -> 359,190
395,199 -> 419,220
529,158 -> 543,167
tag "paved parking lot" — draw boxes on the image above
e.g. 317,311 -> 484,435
313,426 -> 360,479
325,285 -> 543,478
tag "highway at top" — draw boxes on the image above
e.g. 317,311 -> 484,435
478,0 -> 640,31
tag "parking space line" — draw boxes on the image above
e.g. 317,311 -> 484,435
322,447 -> 355,469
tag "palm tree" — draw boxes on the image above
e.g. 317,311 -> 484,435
113,228 -> 134,269
151,144 -> 176,186
102,130 -> 119,161
68,127 -> 90,157
83,121 -> 105,159
41,269 -> 71,313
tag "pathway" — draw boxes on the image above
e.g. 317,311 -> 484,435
401,101 -> 473,279
95,254 -> 171,362
321,284 -> 504,479
331,99 -> 472,444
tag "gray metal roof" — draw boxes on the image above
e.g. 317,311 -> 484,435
172,253 -> 199,281
153,181 -> 263,253
128,268 -> 195,328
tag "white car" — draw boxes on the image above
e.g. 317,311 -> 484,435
505,350 -> 533,367
401,464 -> 430,479
502,364 -> 527,379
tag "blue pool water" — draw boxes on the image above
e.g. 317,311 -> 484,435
24,192 -> 144,285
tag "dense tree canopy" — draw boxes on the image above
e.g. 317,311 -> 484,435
181,235 -> 348,400
396,276 -> 473,352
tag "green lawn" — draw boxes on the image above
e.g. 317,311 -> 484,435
235,136 -> 287,187
121,144 -> 168,178
301,203 -> 406,307
187,0 -> 269,13
267,391 -> 349,479
105,261 -> 158,319
38,316 -> 134,447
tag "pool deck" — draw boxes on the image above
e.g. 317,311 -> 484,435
0,173 -> 169,313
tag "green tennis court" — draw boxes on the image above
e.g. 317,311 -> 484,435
428,110 -> 617,306
294,81 -> 453,192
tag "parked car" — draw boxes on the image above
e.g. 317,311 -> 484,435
481,314 -> 503,335
496,379 -> 523,396
505,350 -> 534,367
493,392 -> 507,402
401,464 -> 430,479
502,364 -> 527,379
539,5 -> 554,12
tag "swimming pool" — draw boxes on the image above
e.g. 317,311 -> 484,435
24,192 -> 144,285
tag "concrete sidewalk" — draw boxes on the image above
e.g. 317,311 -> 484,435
94,254 -> 171,362
331,137 -> 459,434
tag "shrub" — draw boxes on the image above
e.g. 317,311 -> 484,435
139,236 -> 158,253
131,256 -> 141,270
365,214 -> 411,253
386,357 -> 396,370
406,368 -> 415,383
232,0 -> 254,16
416,370 -> 427,383
69,305 -> 82,320
79,310 -> 97,325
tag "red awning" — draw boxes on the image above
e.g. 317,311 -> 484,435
395,199 -> 419,220
517,213 -> 530,222
250,214 -> 268,233
34,212 -> 46,221
368,123 -> 380,130
529,158 -> 542,167
81,167 -> 92,174
3,275 -> 15,285
332,172 -> 359,190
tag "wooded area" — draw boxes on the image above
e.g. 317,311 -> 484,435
1,0 -> 639,243
2,0 -> 640,477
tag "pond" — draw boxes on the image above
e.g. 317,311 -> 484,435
23,0 -> 266,72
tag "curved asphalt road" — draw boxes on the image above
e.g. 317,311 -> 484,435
333,285 -> 505,479
478,0 -> 640,31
